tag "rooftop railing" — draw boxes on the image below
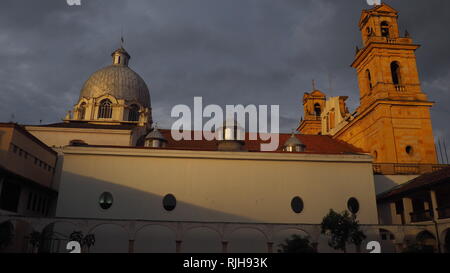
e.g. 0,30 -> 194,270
373,163 -> 449,175
365,36 -> 414,45
410,209 -> 433,223
437,206 -> 450,220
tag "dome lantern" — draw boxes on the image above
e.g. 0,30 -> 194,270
217,119 -> 245,152
112,47 -> 130,66
284,133 -> 306,152
145,126 -> 167,148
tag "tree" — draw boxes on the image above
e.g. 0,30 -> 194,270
278,234 -> 317,253
69,231 -> 83,244
69,231 -> 95,253
320,209 -> 366,253
83,234 -> 96,252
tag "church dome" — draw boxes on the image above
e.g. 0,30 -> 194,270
79,47 -> 151,108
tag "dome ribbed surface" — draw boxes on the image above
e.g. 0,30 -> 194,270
79,65 -> 151,108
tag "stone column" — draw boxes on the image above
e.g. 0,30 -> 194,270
430,190 -> 439,221
402,197 -> 414,224
389,202 -> 398,224
267,242 -> 274,253
128,240 -> 135,253
176,240 -> 182,253
222,241 -> 228,253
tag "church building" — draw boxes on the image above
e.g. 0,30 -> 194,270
1,3 -> 449,253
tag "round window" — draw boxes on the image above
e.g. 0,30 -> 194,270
291,197 -> 304,214
163,194 -> 177,211
406,146 -> 413,155
99,192 -> 113,210
347,198 -> 360,214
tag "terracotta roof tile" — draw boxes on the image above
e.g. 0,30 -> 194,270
378,166 -> 450,200
39,122 -> 363,155
159,129 -> 364,154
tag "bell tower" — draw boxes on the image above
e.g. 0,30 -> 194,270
333,4 -> 437,164
297,89 -> 326,135
354,3 -> 428,111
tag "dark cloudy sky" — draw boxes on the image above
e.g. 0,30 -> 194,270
0,0 -> 449,161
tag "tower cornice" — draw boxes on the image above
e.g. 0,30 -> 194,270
352,40 -> 420,68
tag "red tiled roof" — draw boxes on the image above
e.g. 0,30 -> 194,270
378,166 -> 450,200
158,129 -> 364,154
11,120 -> 364,155
23,122 -> 363,155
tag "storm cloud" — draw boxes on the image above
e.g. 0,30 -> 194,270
0,0 -> 449,161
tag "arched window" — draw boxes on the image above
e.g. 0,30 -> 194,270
79,102 -> 86,120
98,99 -> 113,119
366,69 -> 373,90
416,231 -> 437,253
128,104 -> 140,121
379,229 -> 395,241
314,103 -> 321,117
391,62 -> 401,85
406,145 -> 414,155
381,21 -> 390,38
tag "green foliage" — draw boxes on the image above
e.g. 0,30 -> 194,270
69,231 -> 84,243
278,234 -> 317,253
28,230 -> 95,253
320,209 -> 366,253
0,221 -> 14,250
69,231 -> 96,251
83,234 -> 96,249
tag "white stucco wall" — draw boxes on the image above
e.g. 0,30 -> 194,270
25,126 -> 134,148
56,147 -> 379,225
374,174 -> 419,195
